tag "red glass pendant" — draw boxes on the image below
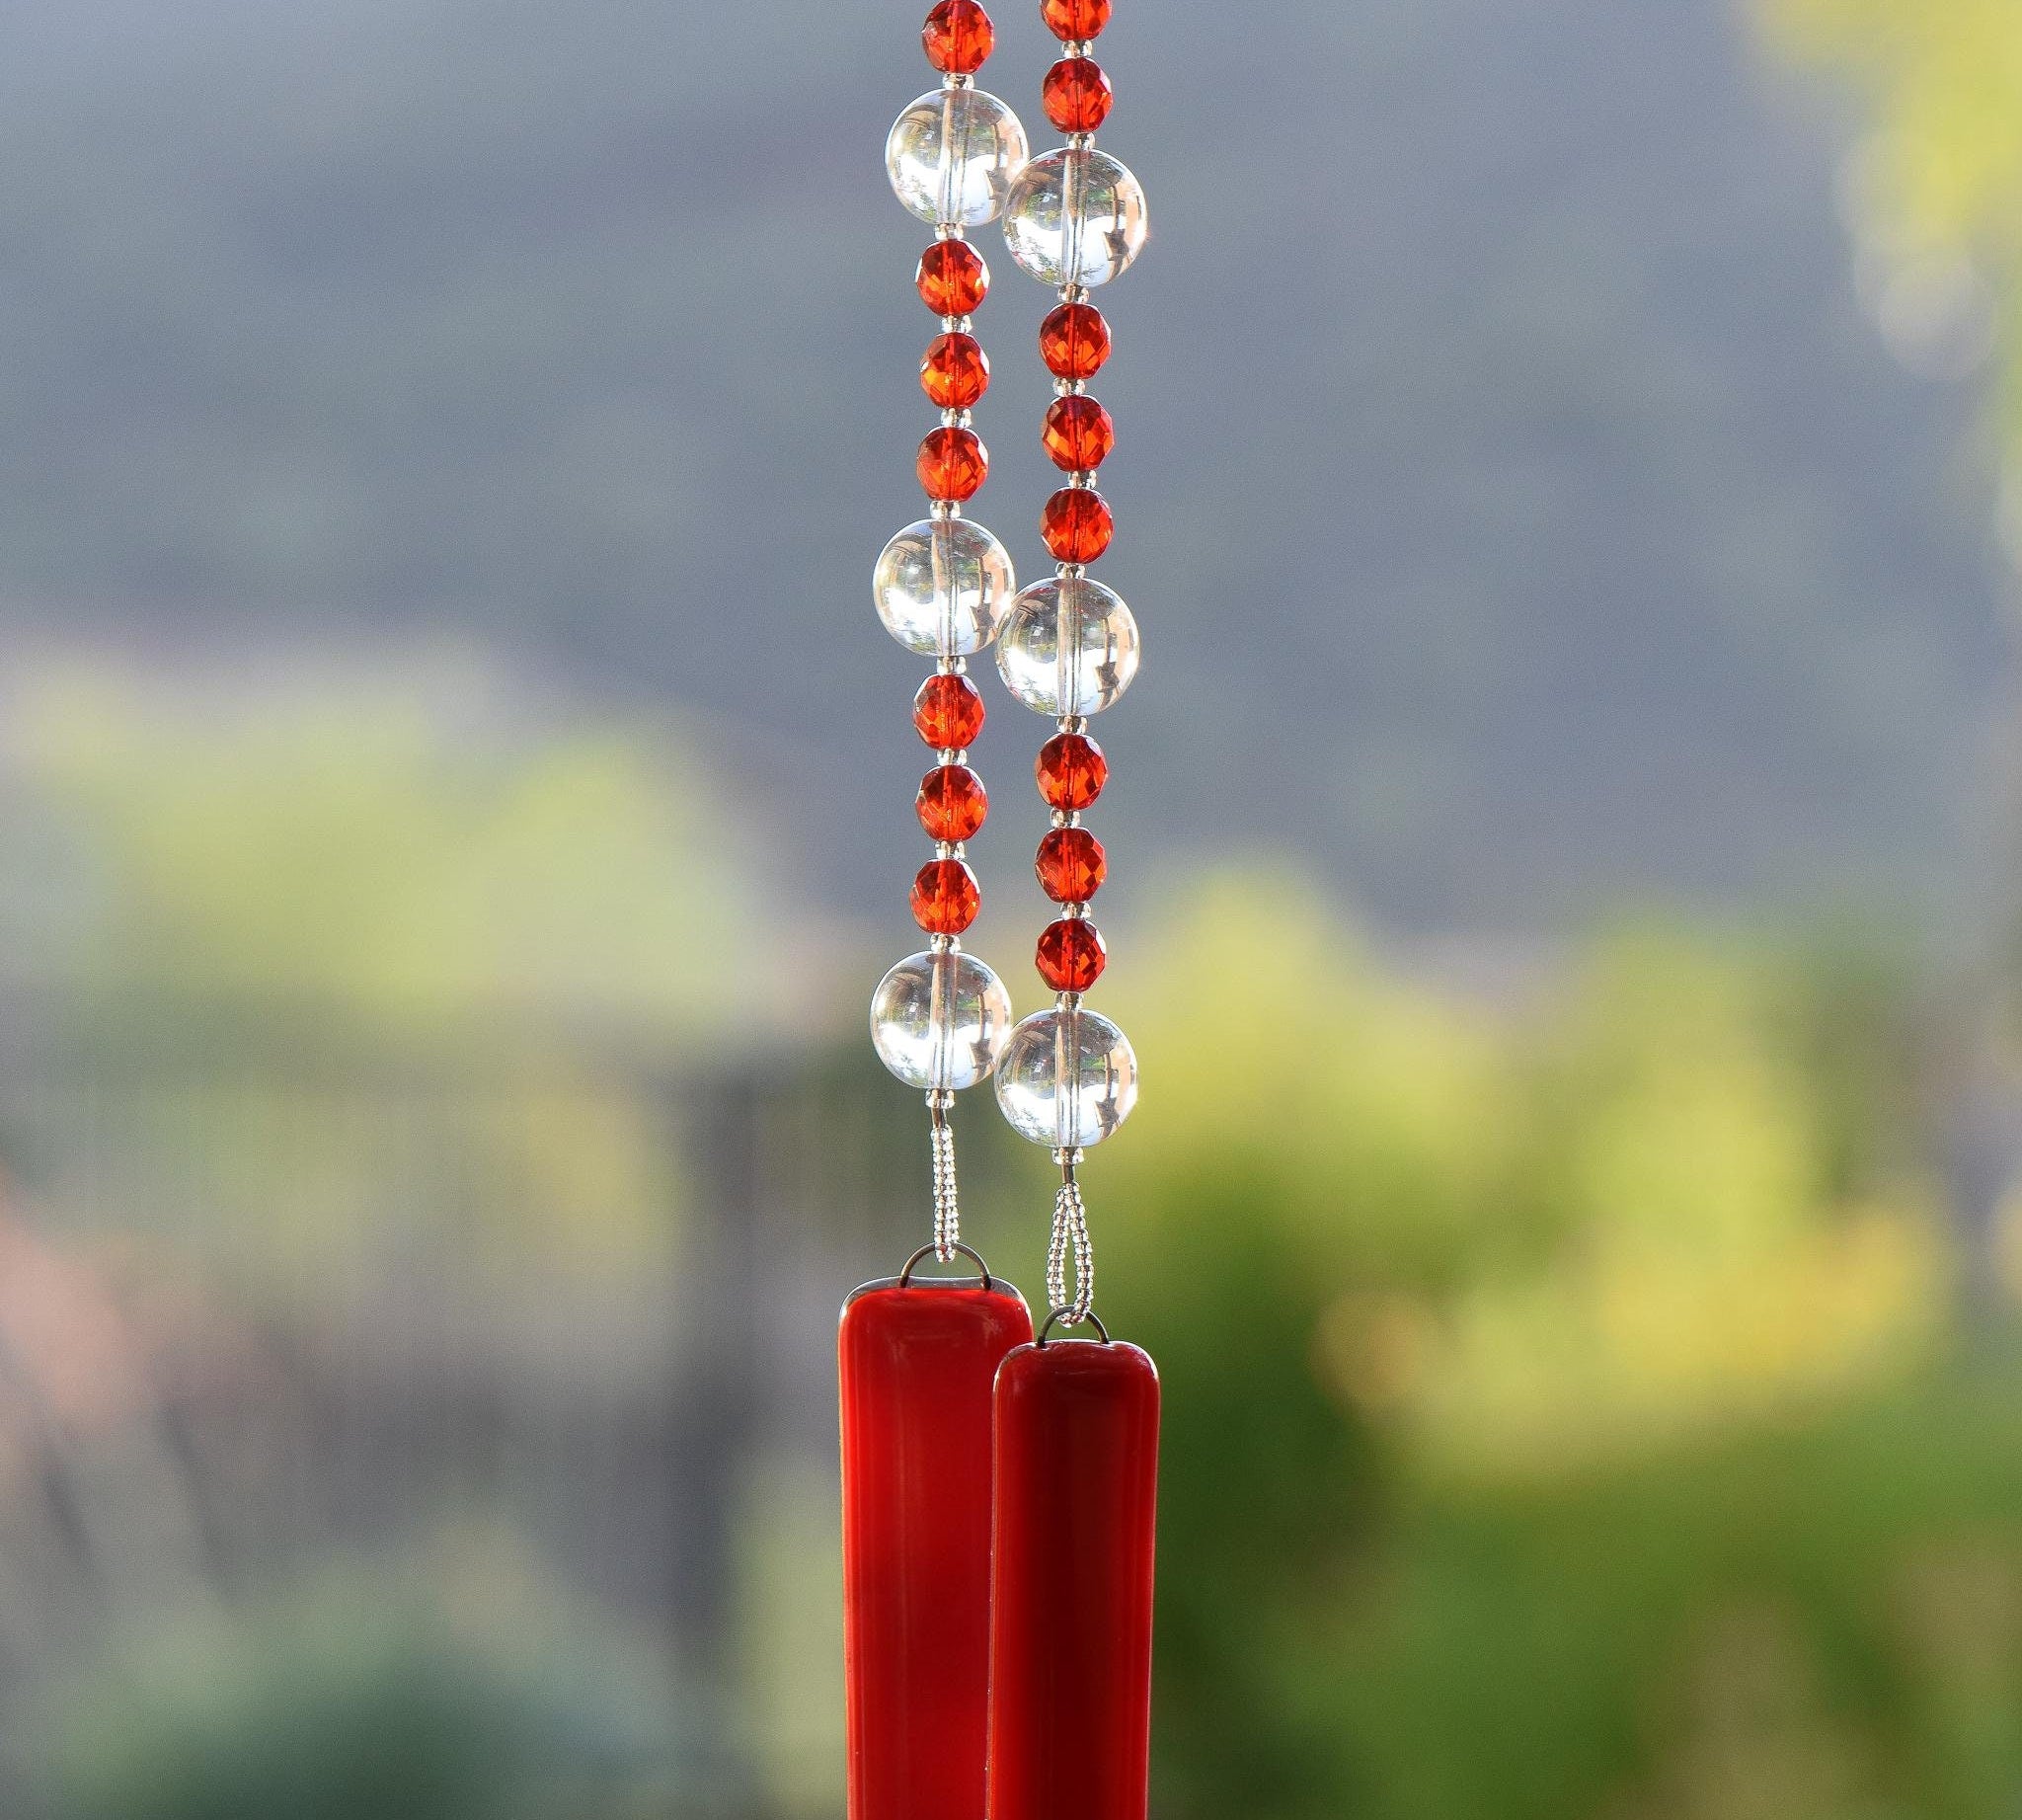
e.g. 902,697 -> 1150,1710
841,1271 -> 1033,1820
987,1336 -> 1160,1820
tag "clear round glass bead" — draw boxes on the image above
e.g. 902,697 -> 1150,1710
995,1006 -> 1138,1147
886,88 -> 1031,228
870,949 -> 1014,1091
875,517 -> 1017,658
1002,146 -> 1148,287
995,572 -> 1140,716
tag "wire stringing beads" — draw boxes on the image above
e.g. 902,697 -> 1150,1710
984,11 -> 1158,1820
1002,146 -> 1148,288
995,573 -> 1140,718
875,516 -> 1017,656
995,1003 -> 1138,1147
843,17 -> 1033,1820
888,87 -> 1030,227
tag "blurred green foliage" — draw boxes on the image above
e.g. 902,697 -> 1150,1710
32,1557 -> 696,1820
1760,0 -> 2022,447
953,876 -> 2022,1820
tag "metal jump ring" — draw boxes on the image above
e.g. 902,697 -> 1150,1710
1036,1306 -> 1110,1346
898,1241 -> 994,1290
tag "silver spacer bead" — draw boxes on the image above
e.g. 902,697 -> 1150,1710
936,839 -> 962,859
1056,562 -> 1086,580
1069,470 -> 1098,489
1054,377 -> 1087,396
1055,991 -> 1084,1013
926,1087 -> 957,1112
936,221 -> 967,241
930,500 -> 961,521
1061,901 -> 1091,920
1065,131 -> 1095,151
943,72 -> 975,90
929,932 -> 961,953
1058,715 -> 1090,735
1059,283 -> 1090,305
942,408 -> 973,429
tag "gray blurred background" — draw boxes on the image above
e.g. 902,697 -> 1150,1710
0,0 -> 2017,1816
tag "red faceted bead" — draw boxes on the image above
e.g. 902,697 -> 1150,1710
1042,395 -> 1114,471
1036,731 -> 1107,810
1035,917 -> 1107,991
1041,487 -> 1113,562
1042,57 -> 1113,131
1041,0 -> 1111,40
923,0 -> 994,72
1036,826 -> 1106,903
921,332 -> 990,410
917,239 -> 988,316
913,672 -> 986,749
1040,302 -> 1111,379
912,857 -> 981,933
918,425 -> 988,500
917,763 -> 989,840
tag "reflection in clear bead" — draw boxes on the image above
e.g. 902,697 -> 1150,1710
886,89 -> 1030,227
875,518 -> 1017,657
1002,147 -> 1148,287
995,573 -> 1140,716
870,949 -> 1014,1091
995,1006 -> 1138,1147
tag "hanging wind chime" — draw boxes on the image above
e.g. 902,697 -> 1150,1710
839,2 -> 1156,1818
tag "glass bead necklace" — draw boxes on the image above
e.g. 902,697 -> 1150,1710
841,6 -> 1158,1820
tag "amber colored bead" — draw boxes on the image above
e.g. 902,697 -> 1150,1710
1036,732 -> 1107,811
1042,395 -> 1114,471
1036,916 -> 1107,991
1041,0 -> 1110,40
1040,302 -> 1111,379
917,763 -> 989,840
1042,57 -> 1113,132
913,672 -> 986,750
921,332 -> 990,410
911,857 -> 981,933
923,0 -> 994,72
1040,487 -> 1113,562
918,426 -> 988,501
916,239 -> 988,316
1036,826 -> 1106,903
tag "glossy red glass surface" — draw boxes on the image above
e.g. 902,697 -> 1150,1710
987,1338 -> 1160,1820
841,1276 -> 1034,1820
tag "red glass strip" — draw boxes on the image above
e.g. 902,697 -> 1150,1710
840,1276 -> 1034,1820
987,1337 -> 1160,1820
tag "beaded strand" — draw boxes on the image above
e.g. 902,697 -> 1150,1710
868,1 -> 1031,1260
989,0 -> 1149,1326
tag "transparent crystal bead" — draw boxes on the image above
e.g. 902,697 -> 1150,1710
1002,146 -> 1148,287
870,949 -> 1014,1091
994,1006 -> 1137,1147
887,88 -> 1030,228
995,572 -> 1140,716
875,517 -> 1017,657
